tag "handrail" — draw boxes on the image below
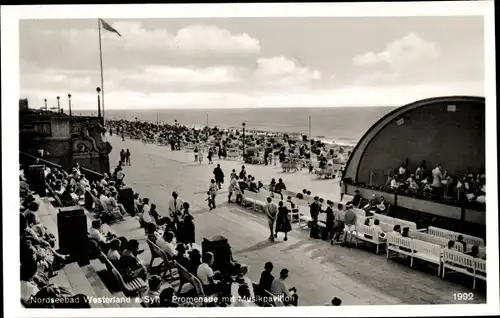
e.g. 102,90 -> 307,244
20,152 -> 104,182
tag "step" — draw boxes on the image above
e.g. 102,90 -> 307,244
49,266 -> 72,290
81,263 -> 115,308
63,262 -> 104,308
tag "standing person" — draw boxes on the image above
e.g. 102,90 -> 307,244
180,202 -> 195,249
228,176 -> 239,203
209,179 -> 218,209
194,146 -> 199,162
264,197 -> 278,241
120,149 -> 126,164
239,166 -> 247,180
207,148 -> 213,164
125,149 -> 131,166
431,164 -> 445,198
342,203 -> 357,246
275,201 -> 292,241
230,169 -> 237,180
218,146 -> 223,160
322,200 -> 335,240
213,164 -> 224,190
168,192 -> 183,234
198,149 -> 204,164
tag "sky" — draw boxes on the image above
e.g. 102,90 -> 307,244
19,16 -> 485,110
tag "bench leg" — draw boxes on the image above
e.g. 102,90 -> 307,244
376,245 -> 379,254
437,263 -> 441,276
410,256 -> 414,268
472,277 -> 476,290
387,247 -> 390,259
442,266 -> 446,279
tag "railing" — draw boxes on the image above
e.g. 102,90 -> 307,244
20,152 -> 104,182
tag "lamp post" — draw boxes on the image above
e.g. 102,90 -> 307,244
44,98 -> 47,112
68,94 -> 72,116
96,87 -> 102,123
56,96 -> 60,113
242,122 -> 246,158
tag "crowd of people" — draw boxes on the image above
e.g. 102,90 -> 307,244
350,160 -> 486,209
106,119 -> 350,171
20,159 -> 343,308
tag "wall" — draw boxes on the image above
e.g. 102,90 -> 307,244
357,100 -> 485,184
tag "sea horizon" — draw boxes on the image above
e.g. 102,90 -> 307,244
75,106 -> 398,145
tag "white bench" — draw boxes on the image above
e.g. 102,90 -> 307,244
387,235 -> 442,275
428,226 -> 485,247
411,240 -> 442,275
372,214 -> 394,225
242,191 -> 267,211
394,218 -> 418,231
353,224 -> 386,254
442,249 -> 486,290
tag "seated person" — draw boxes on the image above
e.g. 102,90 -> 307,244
370,219 -> 385,238
145,223 -> 161,243
456,235 -> 467,252
258,261 -> 275,292
270,269 -> 299,306
25,212 -> 56,248
155,231 -> 177,257
375,196 -> 387,214
105,191 -> 128,217
142,275 -> 162,307
231,284 -> 258,307
149,203 -> 171,226
466,245 -> 483,259
21,259 -> 43,305
174,244 -> 191,269
119,239 -> 147,281
326,297 -> 342,306
106,239 -> 122,263
231,263 -> 255,299
196,252 -> 221,295
60,185 -> 79,206
158,287 -> 180,307
399,227 -> 413,252
187,249 -> 202,275
88,220 -> 113,247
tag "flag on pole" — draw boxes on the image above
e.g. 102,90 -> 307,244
99,19 -> 121,37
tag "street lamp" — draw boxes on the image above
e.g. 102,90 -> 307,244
242,122 -> 246,158
56,96 -> 60,113
96,87 -> 102,122
44,98 -> 47,111
68,94 -> 72,116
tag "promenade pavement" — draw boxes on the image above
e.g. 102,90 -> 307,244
106,135 -> 486,305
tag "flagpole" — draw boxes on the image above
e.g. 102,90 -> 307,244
98,19 -> 105,123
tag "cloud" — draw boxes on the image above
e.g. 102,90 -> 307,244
55,22 -> 261,55
254,56 -> 321,88
352,32 -> 440,67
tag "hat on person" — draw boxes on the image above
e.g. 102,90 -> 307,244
345,202 -> 353,209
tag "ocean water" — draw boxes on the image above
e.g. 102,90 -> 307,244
78,107 -> 396,146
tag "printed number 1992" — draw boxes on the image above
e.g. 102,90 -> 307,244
453,293 -> 474,301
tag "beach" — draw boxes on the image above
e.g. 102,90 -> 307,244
106,134 -> 486,306
82,107 -> 396,146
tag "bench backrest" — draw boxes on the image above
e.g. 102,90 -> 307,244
410,231 -> 449,247
412,240 -> 441,257
244,191 -> 265,203
394,218 -> 417,231
373,214 -> 394,225
428,226 -> 457,240
147,239 -> 163,259
282,190 -> 297,198
175,261 -> 205,296
356,224 -> 383,243
443,249 -> 475,268
387,234 -> 413,249
475,258 -> 486,273
428,226 -> 485,247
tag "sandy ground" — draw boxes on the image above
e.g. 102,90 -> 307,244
106,134 -> 486,306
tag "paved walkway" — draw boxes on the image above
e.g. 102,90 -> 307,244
107,135 -> 486,305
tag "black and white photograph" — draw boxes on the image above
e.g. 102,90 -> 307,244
2,2 -> 498,317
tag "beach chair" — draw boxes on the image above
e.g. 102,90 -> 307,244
146,239 -> 177,280
100,252 -> 147,296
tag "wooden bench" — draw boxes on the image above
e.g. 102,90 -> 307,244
352,224 -> 386,254
428,226 -> 485,247
442,249 -> 486,290
100,252 -> 147,296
